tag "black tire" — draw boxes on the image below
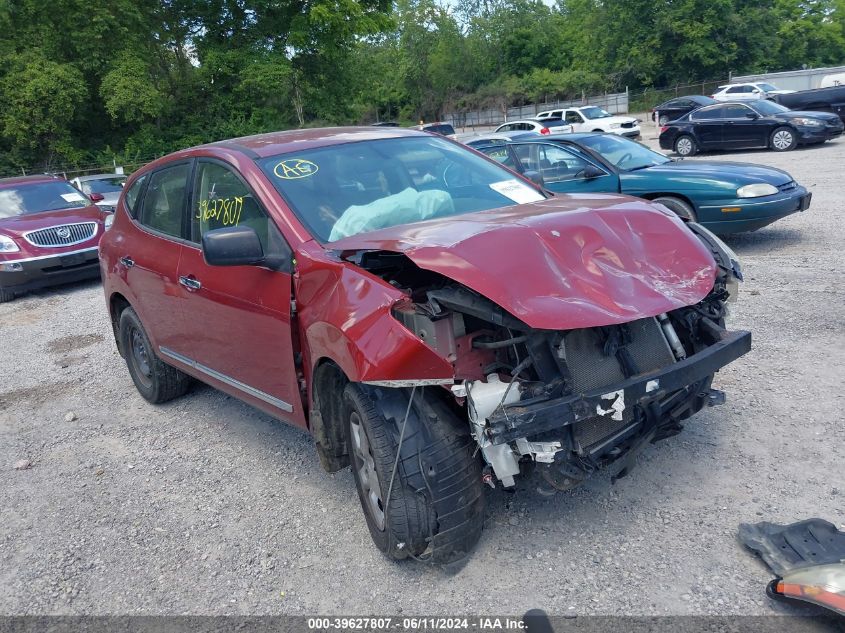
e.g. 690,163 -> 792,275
118,307 -> 191,403
343,383 -> 484,564
0,287 -> 18,303
769,126 -> 797,152
652,196 -> 698,223
674,134 -> 697,157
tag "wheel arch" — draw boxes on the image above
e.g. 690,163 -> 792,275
108,292 -> 132,356
641,192 -> 699,217
309,358 -> 352,473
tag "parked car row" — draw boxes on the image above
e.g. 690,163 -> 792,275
658,100 -> 843,155
468,132 -> 811,234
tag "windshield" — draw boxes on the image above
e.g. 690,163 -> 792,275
580,107 -> 612,120
757,83 -> 778,92
79,177 -> 126,194
0,181 -> 91,218
750,100 -> 789,116
258,136 -> 546,242
577,134 -> 671,171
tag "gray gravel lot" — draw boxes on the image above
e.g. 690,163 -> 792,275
1,135 -> 843,617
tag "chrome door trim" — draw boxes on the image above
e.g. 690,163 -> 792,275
159,346 -> 294,412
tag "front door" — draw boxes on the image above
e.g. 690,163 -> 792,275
174,159 -> 305,427
721,104 -> 768,148
511,142 -> 619,193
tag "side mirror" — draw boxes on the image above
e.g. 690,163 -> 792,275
582,165 -> 606,179
744,112 -> 759,119
89,193 -> 105,202
523,170 -> 545,187
202,226 -> 264,267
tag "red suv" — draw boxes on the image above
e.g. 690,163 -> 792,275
0,175 -> 110,302
100,127 -> 750,563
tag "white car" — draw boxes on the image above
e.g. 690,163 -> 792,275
535,106 -> 640,137
494,119 -> 574,136
712,82 -> 795,102
70,173 -> 127,212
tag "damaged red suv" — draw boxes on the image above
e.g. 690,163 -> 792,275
100,127 -> 750,563
0,174 -> 110,302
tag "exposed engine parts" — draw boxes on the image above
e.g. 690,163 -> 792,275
348,225 -> 750,493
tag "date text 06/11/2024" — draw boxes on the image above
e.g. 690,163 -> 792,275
306,617 -> 528,631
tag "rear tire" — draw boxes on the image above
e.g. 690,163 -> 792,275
652,196 -> 697,223
118,307 -> 192,404
674,135 -> 697,157
343,383 -> 484,564
770,126 -> 797,152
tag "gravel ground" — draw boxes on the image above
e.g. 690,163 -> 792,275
1,135 -> 843,617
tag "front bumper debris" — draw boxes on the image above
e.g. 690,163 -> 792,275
487,329 -> 751,445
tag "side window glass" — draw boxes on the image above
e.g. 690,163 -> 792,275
138,165 -> 189,237
192,162 -> 283,255
512,144 -> 533,171
723,105 -> 750,119
565,111 -> 582,124
124,174 -> 147,217
479,146 -> 516,169
537,144 -> 598,183
692,106 -> 722,120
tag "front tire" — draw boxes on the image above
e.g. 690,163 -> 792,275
652,196 -> 697,223
343,383 -> 484,563
770,126 -> 797,152
674,134 -> 697,157
119,307 -> 192,403
0,287 -> 18,303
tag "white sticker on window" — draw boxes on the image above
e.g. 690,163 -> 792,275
489,179 -> 544,204
60,192 -> 85,202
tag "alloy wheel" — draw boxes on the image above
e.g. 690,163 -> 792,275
349,411 -> 386,530
772,130 -> 794,150
676,137 -> 693,156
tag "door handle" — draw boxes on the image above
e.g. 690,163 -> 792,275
119,256 -> 134,268
178,275 -> 202,291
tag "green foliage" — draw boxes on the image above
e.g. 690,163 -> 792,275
0,0 -> 843,172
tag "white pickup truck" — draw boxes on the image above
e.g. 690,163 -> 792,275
535,106 -> 641,138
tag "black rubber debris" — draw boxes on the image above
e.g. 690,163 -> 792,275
739,518 -> 845,576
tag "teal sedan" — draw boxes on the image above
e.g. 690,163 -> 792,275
473,132 -> 811,233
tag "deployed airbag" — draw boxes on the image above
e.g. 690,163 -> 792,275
329,188 -> 454,241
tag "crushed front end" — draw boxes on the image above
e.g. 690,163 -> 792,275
347,221 -> 750,493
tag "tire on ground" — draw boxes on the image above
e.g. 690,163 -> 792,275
0,287 -> 18,303
118,307 -> 192,404
674,134 -> 697,157
770,126 -> 797,152
651,196 -> 697,223
342,383 -> 484,564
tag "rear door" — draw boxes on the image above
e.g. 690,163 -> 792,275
120,162 -> 193,357
689,105 -> 726,148
511,142 -> 619,193
174,159 -> 305,427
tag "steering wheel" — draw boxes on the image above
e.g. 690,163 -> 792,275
442,162 -> 471,188
616,152 -> 633,168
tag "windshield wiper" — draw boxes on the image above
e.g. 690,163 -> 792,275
625,164 -> 654,172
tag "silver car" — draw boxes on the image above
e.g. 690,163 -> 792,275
70,173 -> 127,211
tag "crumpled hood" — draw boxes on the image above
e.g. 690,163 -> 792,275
638,160 -> 793,187
597,115 -> 637,126
331,195 -> 717,330
775,110 -> 842,124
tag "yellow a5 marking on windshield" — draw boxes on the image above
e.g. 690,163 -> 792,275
274,159 -> 319,179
